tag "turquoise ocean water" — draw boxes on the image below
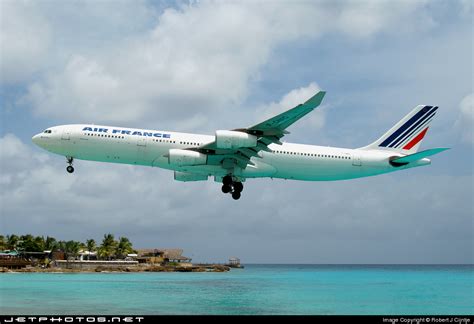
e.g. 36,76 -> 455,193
1,265 -> 472,315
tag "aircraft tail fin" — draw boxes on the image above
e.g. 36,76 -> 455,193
360,105 -> 438,154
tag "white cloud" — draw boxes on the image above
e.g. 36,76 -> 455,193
17,1 -> 433,129
458,93 -> 473,143
2,1 -> 471,263
335,0 -> 433,37
0,0 -> 51,84
0,133 -> 218,234
255,82 -> 326,131
1,134 -> 471,263
460,0 -> 473,15
26,55 -> 136,122
460,93 -> 473,122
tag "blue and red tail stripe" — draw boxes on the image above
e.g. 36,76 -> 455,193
379,106 -> 438,149
402,127 -> 429,150
390,106 -> 437,148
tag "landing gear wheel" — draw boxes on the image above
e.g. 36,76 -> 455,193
233,182 -> 243,193
231,191 -> 241,200
66,156 -> 74,173
221,184 -> 232,194
223,175 -> 233,186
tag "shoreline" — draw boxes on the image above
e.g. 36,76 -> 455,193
1,264 -> 231,273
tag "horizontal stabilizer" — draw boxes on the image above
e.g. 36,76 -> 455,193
391,148 -> 449,164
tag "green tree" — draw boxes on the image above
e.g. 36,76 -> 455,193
64,241 -> 81,260
115,237 -> 134,259
57,241 -> 67,253
98,234 -> 117,260
86,239 -> 96,260
6,234 -> 19,250
34,236 -> 46,251
0,235 -> 6,250
18,234 -> 43,252
45,236 -> 58,251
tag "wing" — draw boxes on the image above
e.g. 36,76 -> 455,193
245,91 -> 326,136
194,91 -> 326,169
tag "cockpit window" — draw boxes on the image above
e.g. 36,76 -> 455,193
43,130 -> 52,134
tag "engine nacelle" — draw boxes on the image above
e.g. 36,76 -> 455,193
174,171 -> 208,182
168,149 -> 207,167
215,130 -> 257,149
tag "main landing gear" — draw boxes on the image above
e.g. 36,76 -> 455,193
66,156 -> 74,173
221,175 -> 244,200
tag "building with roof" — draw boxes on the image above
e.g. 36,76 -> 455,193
0,251 -> 31,269
226,257 -> 244,268
136,248 -> 192,267
78,250 -> 97,261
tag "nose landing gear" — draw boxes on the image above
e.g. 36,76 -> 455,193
222,175 -> 243,200
66,157 -> 74,173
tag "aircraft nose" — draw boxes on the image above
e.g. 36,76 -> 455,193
32,134 -> 42,146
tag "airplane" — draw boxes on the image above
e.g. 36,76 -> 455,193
32,91 -> 448,200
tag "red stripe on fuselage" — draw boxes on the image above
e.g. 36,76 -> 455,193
403,127 -> 429,150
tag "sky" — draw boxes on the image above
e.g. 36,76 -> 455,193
0,0 -> 472,264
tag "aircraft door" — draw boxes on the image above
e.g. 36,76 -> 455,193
136,137 -> 148,164
61,129 -> 71,140
137,137 -> 147,147
352,153 -> 362,166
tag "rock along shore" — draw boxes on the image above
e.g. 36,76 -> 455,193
1,264 -> 230,273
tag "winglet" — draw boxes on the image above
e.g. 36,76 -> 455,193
304,91 -> 326,108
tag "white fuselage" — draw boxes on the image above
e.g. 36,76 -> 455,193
32,124 -> 430,181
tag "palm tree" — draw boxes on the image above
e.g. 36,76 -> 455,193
86,239 -> 96,260
115,237 -> 134,259
6,234 -> 19,250
19,234 -> 36,252
57,241 -> 67,253
33,236 -> 46,252
0,235 -> 6,250
98,234 -> 117,260
45,236 -> 58,251
64,241 -> 81,260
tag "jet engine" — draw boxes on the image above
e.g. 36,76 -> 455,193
215,130 -> 257,149
168,149 -> 207,167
